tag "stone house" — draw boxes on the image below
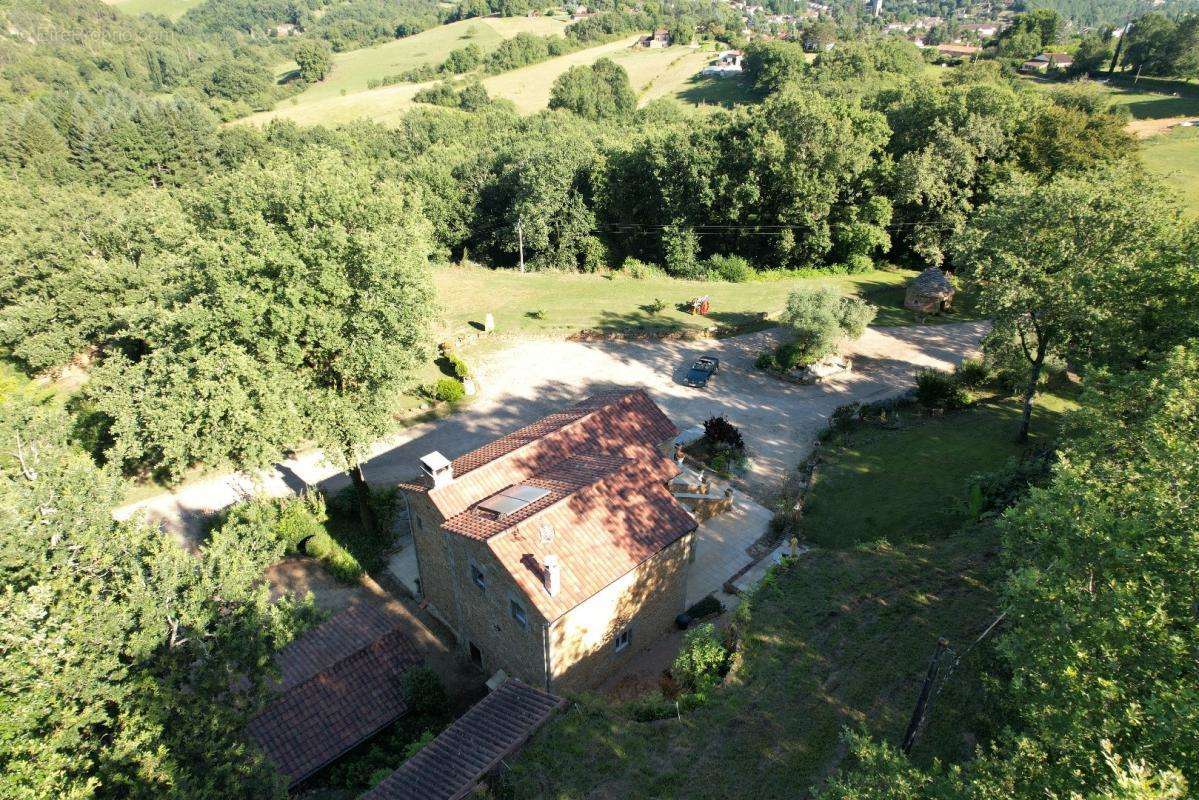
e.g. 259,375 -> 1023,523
399,390 -> 698,693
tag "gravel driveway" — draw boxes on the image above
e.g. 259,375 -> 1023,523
116,322 -> 986,546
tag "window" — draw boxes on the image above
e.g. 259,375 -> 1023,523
614,627 -> 632,653
510,599 -> 528,629
470,562 -> 486,590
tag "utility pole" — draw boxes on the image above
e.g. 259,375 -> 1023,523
517,217 -> 525,274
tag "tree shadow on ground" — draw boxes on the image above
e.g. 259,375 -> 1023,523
674,75 -> 761,109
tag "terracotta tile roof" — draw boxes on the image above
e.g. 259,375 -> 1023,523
487,453 -> 696,620
410,389 -> 678,519
361,679 -> 564,800
247,605 -> 422,788
441,450 -> 629,540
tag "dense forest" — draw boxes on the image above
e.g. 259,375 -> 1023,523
2,0 -> 1199,797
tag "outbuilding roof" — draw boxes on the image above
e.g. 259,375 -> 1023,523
246,604 -> 422,788
361,679 -> 563,800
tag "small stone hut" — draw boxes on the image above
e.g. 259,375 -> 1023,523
904,268 -> 955,315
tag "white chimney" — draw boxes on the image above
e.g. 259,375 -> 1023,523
543,555 -> 560,597
419,451 -> 454,489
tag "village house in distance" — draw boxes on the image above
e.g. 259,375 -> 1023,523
399,390 -> 698,692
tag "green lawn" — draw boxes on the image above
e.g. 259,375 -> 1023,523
431,265 -> 949,342
1142,124 -> 1199,217
1103,74 -> 1199,120
499,394 -> 1068,798
803,391 -> 1077,549
1021,73 -> 1199,120
105,0 -> 204,18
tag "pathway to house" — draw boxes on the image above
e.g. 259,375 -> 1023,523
115,321 -> 987,551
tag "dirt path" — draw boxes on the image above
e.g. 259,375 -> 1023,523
115,321 -> 987,548
1127,116 -> 1196,138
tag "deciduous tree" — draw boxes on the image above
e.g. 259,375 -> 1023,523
91,151 -> 436,535
955,167 -> 1191,441
0,396 -> 300,799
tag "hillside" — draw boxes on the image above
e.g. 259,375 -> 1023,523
103,0 -> 205,19
242,36 -> 742,125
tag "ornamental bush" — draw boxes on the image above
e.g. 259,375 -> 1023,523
672,622 -> 728,693
780,286 -> 876,367
434,377 -> 466,402
702,415 -> 745,451
914,368 -> 967,411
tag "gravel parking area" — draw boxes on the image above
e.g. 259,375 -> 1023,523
116,322 -> 986,545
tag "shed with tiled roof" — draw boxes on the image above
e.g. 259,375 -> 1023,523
246,603 -> 422,789
361,679 -> 563,800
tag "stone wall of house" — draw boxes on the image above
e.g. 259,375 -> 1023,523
406,494 -> 459,631
407,490 -> 695,693
548,533 -> 693,694
442,536 -> 550,688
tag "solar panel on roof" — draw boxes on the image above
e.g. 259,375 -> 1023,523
477,485 -> 551,518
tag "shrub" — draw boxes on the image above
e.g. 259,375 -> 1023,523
274,491 -> 329,550
706,253 -> 754,283
953,358 -> 990,389
671,623 -> 728,693
776,340 -> 808,370
622,257 -> 664,280
447,353 -> 470,379
646,298 -> 666,315
579,235 -> 607,272
685,594 -> 725,620
915,368 -> 968,411
755,351 -> 778,371
702,415 -> 745,451
627,692 -> 676,721
662,226 -> 702,278
844,253 -> 874,273
769,506 -> 801,538
401,668 -> 448,716
707,448 -> 747,476
402,730 -> 436,760
780,286 -> 876,367
434,377 -> 466,402
830,401 -> 861,431
967,450 -> 1055,517
527,308 -> 546,320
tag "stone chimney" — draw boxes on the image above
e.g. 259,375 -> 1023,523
419,451 -> 454,489
543,554 -> 560,597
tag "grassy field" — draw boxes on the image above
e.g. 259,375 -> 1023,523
1142,125 -> 1199,216
1101,74 -> 1199,120
268,17 -> 569,106
804,391 -> 1077,549
243,38 -> 739,125
430,265 -> 954,342
104,0 -> 204,18
499,392 -> 1081,798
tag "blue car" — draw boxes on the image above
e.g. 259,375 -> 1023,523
683,356 -> 719,387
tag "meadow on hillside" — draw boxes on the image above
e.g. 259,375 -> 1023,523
245,34 -> 748,125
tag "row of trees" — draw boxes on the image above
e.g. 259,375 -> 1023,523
1118,12 -> 1199,80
